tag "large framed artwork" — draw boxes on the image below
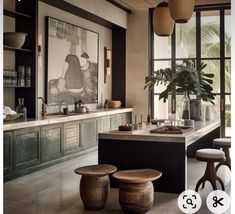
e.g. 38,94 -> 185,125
46,16 -> 99,105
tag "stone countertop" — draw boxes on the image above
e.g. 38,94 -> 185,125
99,121 -> 220,145
4,108 -> 133,131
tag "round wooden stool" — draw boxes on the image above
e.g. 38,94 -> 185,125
195,149 -> 225,192
74,164 -> 117,210
112,169 -> 162,214
213,138 -> 231,171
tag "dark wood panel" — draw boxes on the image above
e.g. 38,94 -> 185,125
99,139 -> 186,193
40,0 -> 118,29
112,27 -> 126,107
14,127 -> 40,170
41,124 -> 63,161
15,0 -> 38,118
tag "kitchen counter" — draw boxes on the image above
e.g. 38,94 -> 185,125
98,120 -> 220,193
4,108 -> 133,131
99,121 -> 220,146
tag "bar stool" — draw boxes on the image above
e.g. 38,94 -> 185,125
195,149 -> 225,192
74,164 -> 117,210
213,138 -> 231,171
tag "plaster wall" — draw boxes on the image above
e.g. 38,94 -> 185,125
126,9 -> 149,122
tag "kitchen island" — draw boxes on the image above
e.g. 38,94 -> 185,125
98,121 -> 220,193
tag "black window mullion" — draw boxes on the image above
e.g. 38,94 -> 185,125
220,9 -> 225,137
196,10 -> 201,72
171,26 -> 176,114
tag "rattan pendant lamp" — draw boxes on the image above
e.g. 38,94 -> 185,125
168,0 -> 195,23
152,1 -> 174,36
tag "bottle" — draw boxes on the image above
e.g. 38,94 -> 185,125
147,114 -> 151,124
25,66 -> 31,87
181,92 -> 190,120
16,98 -> 27,120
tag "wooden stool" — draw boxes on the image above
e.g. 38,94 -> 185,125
113,169 -> 162,214
213,138 -> 231,171
195,149 -> 225,192
74,164 -> 117,210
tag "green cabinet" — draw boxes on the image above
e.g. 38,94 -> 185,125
98,116 -> 111,133
14,128 -> 40,171
122,112 -> 132,124
4,131 -> 14,175
80,119 -> 97,149
64,122 -> 80,155
41,124 -> 63,162
110,114 -> 122,130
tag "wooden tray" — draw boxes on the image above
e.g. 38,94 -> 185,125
119,125 -> 134,131
150,126 -> 193,134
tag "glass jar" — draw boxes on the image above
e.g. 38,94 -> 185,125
181,92 -> 190,119
16,98 -> 27,120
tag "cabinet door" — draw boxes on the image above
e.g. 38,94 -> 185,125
41,124 -> 63,162
80,119 -> 97,149
4,131 -> 14,175
110,114 -> 122,130
122,112 -> 132,125
98,116 -> 111,133
64,122 -> 80,155
14,127 -> 40,171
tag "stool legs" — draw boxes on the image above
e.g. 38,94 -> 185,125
195,161 -> 225,192
216,147 -> 231,171
80,175 -> 109,210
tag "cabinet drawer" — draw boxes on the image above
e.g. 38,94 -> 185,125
4,131 -> 14,175
64,122 -> 80,154
110,114 -> 122,130
14,128 -> 40,170
80,119 -> 97,149
41,124 -> 63,162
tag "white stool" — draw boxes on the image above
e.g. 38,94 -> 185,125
195,149 -> 225,192
213,138 -> 231,171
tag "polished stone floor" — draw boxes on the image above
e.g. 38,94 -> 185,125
4,150 -> 231,214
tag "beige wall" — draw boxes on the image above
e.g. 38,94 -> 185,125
37,2 -> 114,116
126,9 -> 149,122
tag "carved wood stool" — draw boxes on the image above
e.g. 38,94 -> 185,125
213,138 -> 231,171
113,169 -> 162,214
74,164 -> 117,210
195,149 -> 225,192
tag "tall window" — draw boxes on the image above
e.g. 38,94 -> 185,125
152,5 -> 231,137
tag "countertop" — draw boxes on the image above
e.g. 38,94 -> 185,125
4,108 -> 133,131
99,120 -> 220,145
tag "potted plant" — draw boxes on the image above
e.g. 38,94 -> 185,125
145,60 -> 215,120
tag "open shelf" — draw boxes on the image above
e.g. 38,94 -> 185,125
4,9 -> 32,19
4,46 -> 32,52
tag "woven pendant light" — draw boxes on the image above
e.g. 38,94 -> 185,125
153,2 -> 174,37
168,0 -> 195,23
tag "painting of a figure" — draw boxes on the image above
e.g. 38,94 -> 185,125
46,16 -> 98,105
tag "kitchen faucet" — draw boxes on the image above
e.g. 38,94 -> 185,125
38,97 -> 46,119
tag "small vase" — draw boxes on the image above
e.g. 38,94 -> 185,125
190,99 -> 203,121
181,92 -> 190,119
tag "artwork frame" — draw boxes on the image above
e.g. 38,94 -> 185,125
45,16 -> 99,105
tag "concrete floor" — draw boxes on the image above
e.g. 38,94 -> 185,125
4,150 -> 231,214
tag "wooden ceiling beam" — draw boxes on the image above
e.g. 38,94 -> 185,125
106,0 -> 132,14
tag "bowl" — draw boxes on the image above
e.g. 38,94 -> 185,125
4,32 -> 28,49
108,100 -> 121,108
